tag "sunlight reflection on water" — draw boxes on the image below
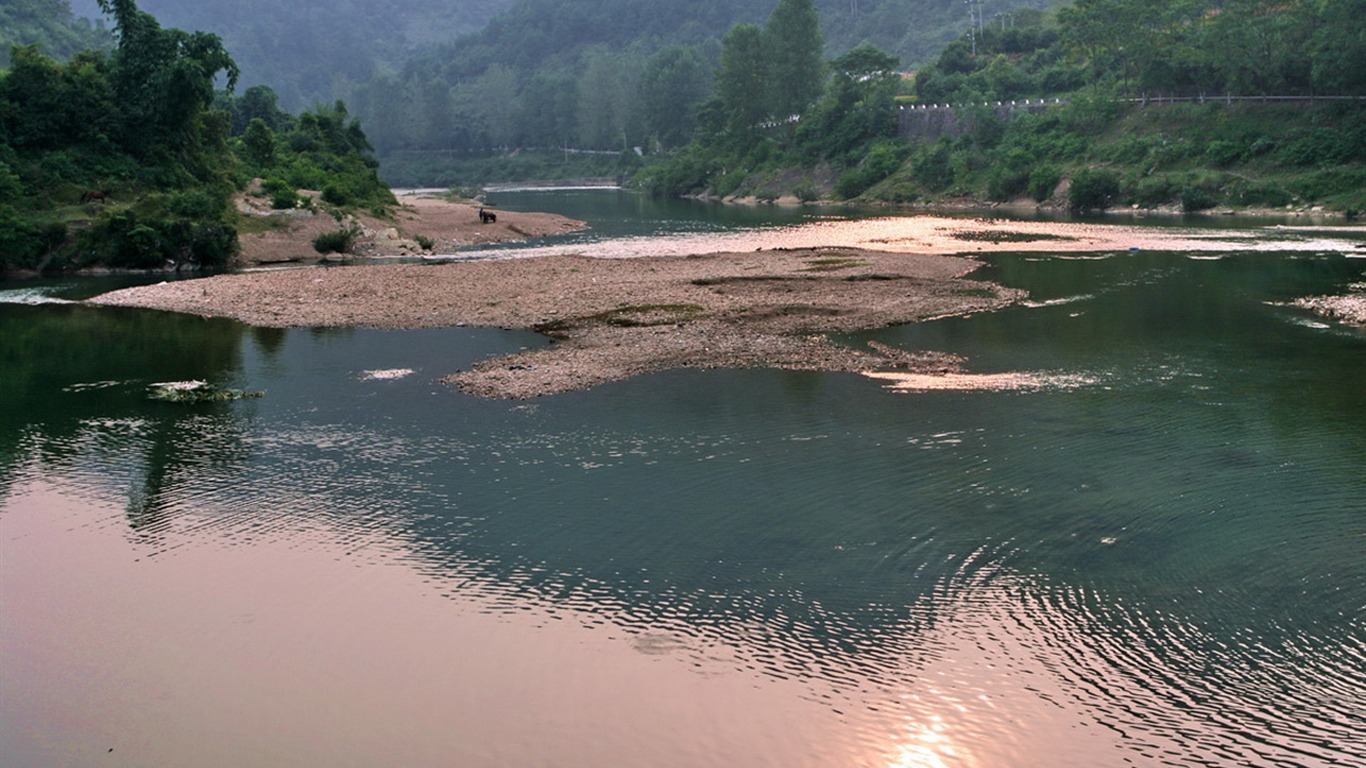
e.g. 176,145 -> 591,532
5,374 -> 1364,767
862,370 -> 1098,392
430,214 -> 1366,262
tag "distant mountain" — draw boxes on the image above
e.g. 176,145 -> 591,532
58,0 -> 1054,168
2,0 -> 112,67
66,0 -> 1046,112
440,0 -> 1049,79
67,0 -> 518,107
355,0 -> 1049,159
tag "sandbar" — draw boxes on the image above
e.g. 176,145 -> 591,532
89,247 -> 1020,398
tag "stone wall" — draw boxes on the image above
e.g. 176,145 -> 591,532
897,100 -> 1063,142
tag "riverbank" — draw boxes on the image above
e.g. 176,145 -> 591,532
234,190 -> 586,266
88,247 -> 1018,398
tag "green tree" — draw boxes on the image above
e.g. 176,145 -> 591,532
576,49 -> 643,150
514,71 -> 579,148
241,117 -> 275,167
638,45 -> 713,148
1310,0 -> 1366,94
226,84 -> 290,135
800,44 -> 899,159
716,23 -> 769,142
1068,167 -> 1120,211
0,45 -> 120,151
0,0 -> 112,68
96,0 -> 239,161
471,64 -> 520,147
762,0 -> 824,120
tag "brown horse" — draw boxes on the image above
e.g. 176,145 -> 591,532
80,190 -> 109,204
479,207 -> 497,224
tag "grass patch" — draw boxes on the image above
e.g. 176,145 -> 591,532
599,304 -> 705,327
536,304 -> 706,336
234,213 -> 294,235
800,256 -> 869,272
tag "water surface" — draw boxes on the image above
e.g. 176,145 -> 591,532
2,194 -> 1364,767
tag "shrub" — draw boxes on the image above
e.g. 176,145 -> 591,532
1180,186 -> 1219,212
1234,182 -> 1293,208
270,189 -> 298,210
284,157 -> 327,191
1205,140 -> 1244,167
985,147 -> 1034,201
1108,136 -> 1154,165
1068,168 -> 1120,212
1151,139 -> 1198,166
1277,129 -> 1360,168
0,163 -> 25,204
1246,136 -> 1277,158
321,182 -> 353,206
414,234 -> 435,251
313,226 -> 360,254
167,188 -> 223,219
986,165 -> 1029,201
186,223 -> 239,267
911,144 -> 955,191
1058,92 -> 1119,136
1130,175 -> 1177,207
713,168 -> 749,198
260,177 -> 286,193
836,141 -> 909,199
1028,164 -> 1061,202
0,205 -> 42,269
85,211 -> 167,268
1287,168 -> 1366,208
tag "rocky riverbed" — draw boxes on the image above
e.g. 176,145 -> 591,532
88,247 -> 1019,398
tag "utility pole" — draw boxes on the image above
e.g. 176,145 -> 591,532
965,0 -> 983,55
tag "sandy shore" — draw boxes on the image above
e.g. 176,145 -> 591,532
89,248 -> 1018,398
235,190 -> 585,265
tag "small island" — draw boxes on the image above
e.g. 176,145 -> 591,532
89,245 -> 1019,398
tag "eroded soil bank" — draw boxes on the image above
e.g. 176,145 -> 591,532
89,248 -> 1018,398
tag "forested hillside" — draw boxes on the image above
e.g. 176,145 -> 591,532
67,0 -> 518,109
17,0 -> 1362,220
361,0 -> 1047,166
637,0 -> 1364,214
1,0 -> 111,67
1,0 -> 392,274
65,0 -> 1047,157
886,0 -> 1366,211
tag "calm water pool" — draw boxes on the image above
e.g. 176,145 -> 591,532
2,194 -> 1364,767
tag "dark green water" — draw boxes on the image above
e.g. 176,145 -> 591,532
2,193 -> 1364,767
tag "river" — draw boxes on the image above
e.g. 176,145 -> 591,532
2,191 -> 1364,767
